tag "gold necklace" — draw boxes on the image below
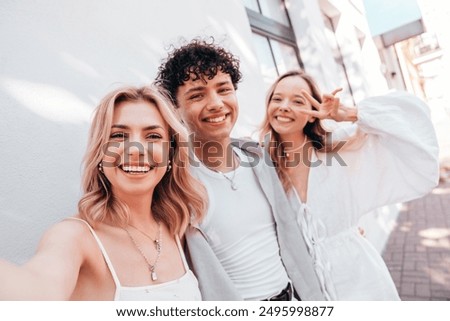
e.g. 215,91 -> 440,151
123,223 -> 162,281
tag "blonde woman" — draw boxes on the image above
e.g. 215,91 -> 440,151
260,70 -> 439,300
0,86 -> 206,300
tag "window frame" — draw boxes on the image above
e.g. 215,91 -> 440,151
245,5 -> 304,73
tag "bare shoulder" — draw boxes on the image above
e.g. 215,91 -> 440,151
42,217 -> 90,239
37,216 -> 97,256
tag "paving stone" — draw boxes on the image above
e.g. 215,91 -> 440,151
384,180 -> 450,300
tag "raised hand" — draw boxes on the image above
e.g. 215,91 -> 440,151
299,88 -> 358,122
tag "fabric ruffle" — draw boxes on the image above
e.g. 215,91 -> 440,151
297,203 -> 337,300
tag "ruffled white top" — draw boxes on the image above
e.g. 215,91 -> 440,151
288,92 -> 439,300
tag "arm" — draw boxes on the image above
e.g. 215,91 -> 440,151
303,90 -> 439,216
334,92 -> 439,217
349,92 -> 439,213
0,220 -> 86,300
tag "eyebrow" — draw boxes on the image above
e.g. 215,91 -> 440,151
111,124 -> 164,130
272,93 -> 306,101
183,86 -> 205,97
215,80 -> 233,87
183,80 -> 233,97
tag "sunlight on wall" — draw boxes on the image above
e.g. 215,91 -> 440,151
59,52 -> 102,79
1,77 -> 92,124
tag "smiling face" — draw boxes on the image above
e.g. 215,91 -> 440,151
175,71 -> 238,146
101,100 -> 170,200
267,75 -> 315,141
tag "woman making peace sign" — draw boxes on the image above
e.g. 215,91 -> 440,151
260,70 -> 439,300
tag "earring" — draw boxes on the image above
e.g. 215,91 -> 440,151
98,162 -> 104,173
167,160 -> 172,172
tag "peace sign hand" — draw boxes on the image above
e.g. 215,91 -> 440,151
299,88 -> 358,122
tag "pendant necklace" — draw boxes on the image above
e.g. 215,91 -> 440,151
283,135 -> 308,158
123,222 -> 162,281
211,151 -> 240,191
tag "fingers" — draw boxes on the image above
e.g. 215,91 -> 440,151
297,109 -> 324,118
331,88 -> 343,95
300,89 -> 322,110
323,88 -> 343,100
305,88 -> 341,107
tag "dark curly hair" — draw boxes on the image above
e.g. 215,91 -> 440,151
155,38 -> 242,107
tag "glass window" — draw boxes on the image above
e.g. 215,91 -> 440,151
270,39 -> 301,74
258,0 -> 290,26
244,0 -> 302,86
251,33 -> 301,87
243,0 -> 290,26
242,0 -> 259,11
323,15 -> 354,105
251,33 -> 278,83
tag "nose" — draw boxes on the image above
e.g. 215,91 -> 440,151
278,102 -> 290,112
206,92 -> 224,111
127,141 -> 145,156
126,135 -> 146,163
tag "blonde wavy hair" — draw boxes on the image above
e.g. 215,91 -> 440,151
260,70 -> 331,192
78,85 -> 206,236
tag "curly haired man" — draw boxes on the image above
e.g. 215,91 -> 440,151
155,39 -> 324,301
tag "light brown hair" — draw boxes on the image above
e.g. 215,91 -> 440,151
260,70 -> 330,192
78,85 -> 206,235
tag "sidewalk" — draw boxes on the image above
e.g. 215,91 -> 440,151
382,178 -> 450,300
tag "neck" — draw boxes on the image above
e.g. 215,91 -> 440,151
280,133 -> 311,163
193,136 -> 236,172
116,192 -> 156,226
281,132 -> 307,151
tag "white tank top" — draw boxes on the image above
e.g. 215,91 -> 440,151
69,217 -> 202,301
190,148 -> 290,300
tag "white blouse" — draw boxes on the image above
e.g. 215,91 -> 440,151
289,92 -> 439,300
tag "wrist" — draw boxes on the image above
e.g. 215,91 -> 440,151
346,108 -> 358,122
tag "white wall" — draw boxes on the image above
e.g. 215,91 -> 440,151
0,0 -> 265,263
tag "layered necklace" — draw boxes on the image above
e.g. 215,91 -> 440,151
210,150 -> 240,191
123,222 -> 162,281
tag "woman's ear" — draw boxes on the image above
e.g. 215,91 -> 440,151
308,116 -> 315,123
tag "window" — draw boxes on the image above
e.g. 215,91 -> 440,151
322,14 -> 355,105
243,0 -> 302,86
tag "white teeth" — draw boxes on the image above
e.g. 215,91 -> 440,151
276,116 -> 293,122
121,165 -> 151,173
205,115 -> 226,123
